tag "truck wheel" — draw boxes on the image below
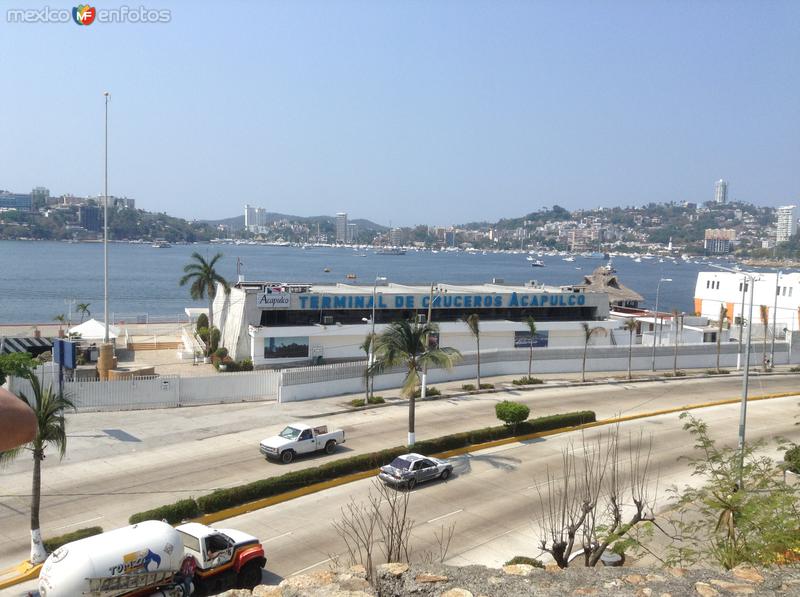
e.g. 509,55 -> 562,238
237,561 -> 263,589
407,478 -> 417,491
440,468 -> 451,481
280,450 -> 295,464
325,440 -> 337,454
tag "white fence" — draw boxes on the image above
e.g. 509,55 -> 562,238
8,366 -> 280,412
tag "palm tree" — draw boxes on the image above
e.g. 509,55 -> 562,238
0,373 -> 76,564
580,323 -> 607,382
179,252 -> 231,356
371,320 -> 461,446
360,332 -> 375,402
53,314 -> 66,337
466,313 -> 481,388
623,318 -> 637,380
716,304 -> 727,373
525,316 -> 537,380
76,303 -> 91,324
759,305 -> 769,370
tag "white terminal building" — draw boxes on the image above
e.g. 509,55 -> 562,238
212,279 -> 622,367
694,271 -> 800,334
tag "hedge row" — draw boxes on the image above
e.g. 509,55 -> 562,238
129,498 -> 201,525
128,410 -> 596,523
43,526 -> 103,552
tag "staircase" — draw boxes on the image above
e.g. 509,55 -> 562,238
128,341 -> 182,351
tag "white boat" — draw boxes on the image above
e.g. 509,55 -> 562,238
526,255 -> 535,261
531,260 -> 545,268
563,256 -> 575,262
151,240 -> 171,248
633,257 -> 642,263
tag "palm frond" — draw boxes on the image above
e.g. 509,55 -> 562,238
466,313 -> 480,337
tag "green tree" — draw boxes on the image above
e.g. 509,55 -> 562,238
179,252 -> 230,356
0,373 -> 76,564
0,352 -> 36,387
759,305 -> 769,370
53,314 -> 66,336
663,414 -> 800,569
623,318 -> 637,380
495,400 -> 530,432
525,316 -> 537,379
580,323 -> 607,382
466,313 -> 481,388
76,303 -> 91,324
371,320 -> 461,446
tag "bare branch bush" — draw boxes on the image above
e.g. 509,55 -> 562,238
536,424 -> 657,567
331,480 -> 415,582
418,522 -> 457,566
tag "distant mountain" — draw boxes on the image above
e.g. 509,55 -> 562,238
201,213 -> 388,232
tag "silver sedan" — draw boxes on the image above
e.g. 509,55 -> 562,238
378,453 -> 453,490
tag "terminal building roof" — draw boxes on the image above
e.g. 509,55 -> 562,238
234,281 -> 581,295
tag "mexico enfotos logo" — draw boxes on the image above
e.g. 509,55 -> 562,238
7,5 -> 171,24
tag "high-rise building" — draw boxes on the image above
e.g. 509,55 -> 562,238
347,222 -> 358,244
776,205 -> 798,243
703,228 -> 736,254
335,212 -> 348,243
244,205 -> 257,229
714,179 -> 728,204
30,187 -> 49,208
389,227 -> 403,246
254,207 -> 267,228
0,192 -> 32,211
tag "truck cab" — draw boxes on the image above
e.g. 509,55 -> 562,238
259,422 -> 345,463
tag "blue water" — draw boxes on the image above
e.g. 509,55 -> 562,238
0,240 -> 766,323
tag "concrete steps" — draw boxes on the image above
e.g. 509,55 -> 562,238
129,341 -> 182,351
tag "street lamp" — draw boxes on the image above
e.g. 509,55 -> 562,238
711,264 -> 758,488
366,276 -> 387,399
420,282 -> 440,400
650,278 -> 672,371
771,271 -> 782,366
103,91 -> 110,343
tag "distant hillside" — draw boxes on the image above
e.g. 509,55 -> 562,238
202,213 -> 388,232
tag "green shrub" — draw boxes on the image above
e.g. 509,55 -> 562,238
495,401 -> 530,430
129,498 -> 200,525
239,358 -> 254,371
214,347 -> 229,359
368,395 -> 385,404
513,377 -> 544,386
43,526 -> 103,553
479,383 -> 494,390
504,556 -> 544,568
349,398 -> 366,407
209,328 -> 221,353
784,444 -> 800,474
461,383 -> 476,391
705,369 -> 730,375
196,313 -> 209,333
791,366 -> 800,373
349,396 -> 385,407
138,410 -> 596,517
663,370 -> 686,378
413,386 -> 441,398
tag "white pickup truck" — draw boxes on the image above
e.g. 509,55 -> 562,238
259,423 -> 345,464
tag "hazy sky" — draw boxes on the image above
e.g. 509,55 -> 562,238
1,1 -> 798,226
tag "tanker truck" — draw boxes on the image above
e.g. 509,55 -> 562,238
38,520 -> 267,597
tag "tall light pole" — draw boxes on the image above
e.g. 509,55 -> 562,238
103,91 -> 110,343
771,271 -> 781,365
366,276 -> 386,399
420,282 -> 439,400
711,264 -> 758,488
650,278 -> 672,371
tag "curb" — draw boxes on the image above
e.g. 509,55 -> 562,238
4,389 -> 797,590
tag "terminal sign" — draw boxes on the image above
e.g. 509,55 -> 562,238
257,293 -> 291,309
289,292 -> 586,311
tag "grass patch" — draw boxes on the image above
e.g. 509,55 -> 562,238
705,369 -> 731,375
43,526 -> 103,553
512,377 -> 544,386
663,370 -> 687,378
349,396 -> 386,408
461,383 -> 475,391
412,386 -> 441,398
130,410 -> 596,521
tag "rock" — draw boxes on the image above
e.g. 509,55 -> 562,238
572,588 -> 598,596
660,594 -> 673,597
545,563 -> 563,572
646,574 -> 666,583
624,574 -> 646,585
667,568 -> 688,578
219,591 -> 253,597
636,589 -> 653,597
502,564 -> 536,577
338,576 -> 372,592
440,589 -> 474,597
709,580 -> 755,594
694,582 -> 720,597
378,563 -> 409,577
349,564 -> 367,578
415,573 -> 449,583
731,564 -> 764,584
252,586 -> 283,597
279,570 -> 335,590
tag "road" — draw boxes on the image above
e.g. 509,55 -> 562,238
9,394 -> 799,596
0,374 -> 797,581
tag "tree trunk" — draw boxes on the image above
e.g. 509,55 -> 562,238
30,450 -> 47,564
528,345 -> 533,379
582,343 -> 588,383
628,329 -> 633,380
673,320 -> 679,375
207,296 -> 214,356
408,393 -> 416,447
476,335 -> 481,388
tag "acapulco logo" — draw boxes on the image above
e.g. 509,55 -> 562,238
72,4 -> 96,25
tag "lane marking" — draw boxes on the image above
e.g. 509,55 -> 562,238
427,509 -> 463,524
262,531 -> 292,543
291,557 -> 332,576
54,516 -> 103,530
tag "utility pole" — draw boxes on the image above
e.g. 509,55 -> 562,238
420,282 -> 437,400
771,271 -> 781,365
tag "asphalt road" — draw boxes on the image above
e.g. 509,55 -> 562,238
6,393 -> 800,596
1,374 -> 798,586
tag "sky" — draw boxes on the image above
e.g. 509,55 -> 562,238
1,1 -> 798,227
